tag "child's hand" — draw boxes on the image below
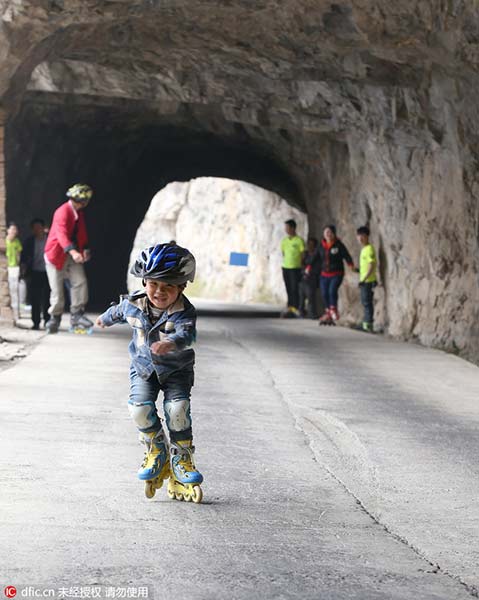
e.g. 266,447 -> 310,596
95,316 -> 106,328
150,340 -> 176,355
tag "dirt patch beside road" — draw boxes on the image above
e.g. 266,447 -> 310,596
0,323 -> 44,373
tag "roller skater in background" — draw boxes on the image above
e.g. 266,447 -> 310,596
318,225 -> 355,326
44,184 -> 94,334
280,219 -> 305,318
95,243 -> 203,503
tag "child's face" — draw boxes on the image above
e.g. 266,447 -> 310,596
357,233 -> 368,245
323,227 -> 335,242
145,279 -> 181,309
285,224 -> 295,236
7,225 -> 18,238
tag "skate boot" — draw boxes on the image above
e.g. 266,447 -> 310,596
318,309 -> 332,325
280,306 -> 300,319
70,312 -> 94,334
138,430 -> 170,499
329,306 -> 339,324
46,315 -> 61,334
168,439 -> 203,503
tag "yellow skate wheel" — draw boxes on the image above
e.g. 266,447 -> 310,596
167,489 -> 175,500
183,490 -> 192,502
175,491 -> 183,501
145,481 -> 156,499
191,485 -> 203,504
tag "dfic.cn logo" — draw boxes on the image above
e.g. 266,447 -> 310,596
4,587 -> 16,598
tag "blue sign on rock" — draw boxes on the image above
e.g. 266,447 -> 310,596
229,252 -> 249,267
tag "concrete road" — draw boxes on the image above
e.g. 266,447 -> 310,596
0,309 -> 478,600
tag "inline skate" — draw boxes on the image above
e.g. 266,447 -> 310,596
139,430 -> 171,499
70,312 -> 94,335
46,315 -> 62,334
167,439 -> 203,503
318,308 -> 335,326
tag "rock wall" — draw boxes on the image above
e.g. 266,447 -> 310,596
302,80 -> 479,359
128,178 -> 307,305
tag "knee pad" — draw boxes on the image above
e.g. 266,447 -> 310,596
128,401 -> 158,430
164,398 -> 191,432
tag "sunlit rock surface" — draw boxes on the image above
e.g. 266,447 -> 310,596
128,178 -> 307,305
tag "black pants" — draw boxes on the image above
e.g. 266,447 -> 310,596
299,279 -> 319,318
282,268 -> 302,309
360,282 -> 375,324
29,271 -> 50,326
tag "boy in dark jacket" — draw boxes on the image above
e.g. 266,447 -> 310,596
96,243 -> 203,503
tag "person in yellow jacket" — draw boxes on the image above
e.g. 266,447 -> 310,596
356,225 -> 377,332
280,219 -> 305,316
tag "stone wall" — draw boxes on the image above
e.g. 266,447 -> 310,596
0,109 -> 12,321
128,178 -> 307,305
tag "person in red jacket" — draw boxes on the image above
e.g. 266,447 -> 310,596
44,184 -> 94,334
318,224 -> 355,324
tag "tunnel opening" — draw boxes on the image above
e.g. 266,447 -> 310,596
128,177 -> 307,307
5,96 -> 304,309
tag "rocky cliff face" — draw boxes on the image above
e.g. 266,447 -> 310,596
128,178 -> 307,305
1,1 -> 478,360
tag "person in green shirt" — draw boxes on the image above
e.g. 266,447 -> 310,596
6,222 -> 23,321
281,219 -> 305,315
6,222 -> 22,267
356,225 -> 377,332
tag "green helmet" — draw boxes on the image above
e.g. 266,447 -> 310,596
66,183 -> 93,202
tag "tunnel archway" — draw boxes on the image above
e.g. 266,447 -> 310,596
128,177 -> 307,306
5,98 -> 304,308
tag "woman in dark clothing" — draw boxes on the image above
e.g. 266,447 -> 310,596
318,225 -> 355,324
299,237 -> 321,319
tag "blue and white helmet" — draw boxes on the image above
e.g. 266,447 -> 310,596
130,243 -> 196,285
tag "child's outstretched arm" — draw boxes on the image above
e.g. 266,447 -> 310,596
95,299 -> 129,328
150,310 -> 196,355
167,312 -> 196,350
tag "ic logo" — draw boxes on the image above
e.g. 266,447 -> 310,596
4,587 -> 16,598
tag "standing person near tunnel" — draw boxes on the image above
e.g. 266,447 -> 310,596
21,218 -> 50,330
318,225 -> 355,325
356,225 -> 378,332
299,237 -> 321,319
44,184 -> 94,334
5,222 -> 22,322
280,219 -> 305,317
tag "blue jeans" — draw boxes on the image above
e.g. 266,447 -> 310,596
128,366 -> 194,441
320,275 -> 344,308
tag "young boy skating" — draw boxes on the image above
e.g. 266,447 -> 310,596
96,243 -> 203,502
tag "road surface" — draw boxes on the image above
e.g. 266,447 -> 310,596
1,307 -> 478,599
